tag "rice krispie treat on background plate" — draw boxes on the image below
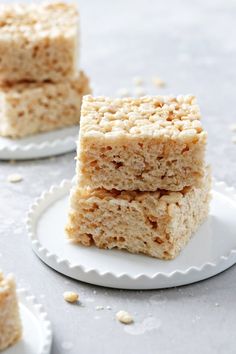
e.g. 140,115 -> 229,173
0,271 -> 22,351
66,170 -> 211,260
76,95 -> 207,192
0,2 -> 79,83
0,71 -> 91,138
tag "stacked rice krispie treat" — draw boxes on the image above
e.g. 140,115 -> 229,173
0,271 -> 22,351
66,95 -> 211,260
0,2 -> 91,138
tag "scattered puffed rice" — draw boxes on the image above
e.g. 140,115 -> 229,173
63,291 -> 79,303
152,77 -> 166,88
106,306 -> 112,310
232,136 -> 236,144
215,302 -> 220,307
116,88 -> 130,97
133,76 -> 144,86
7,173 -> 23,183
95,305 -> 104,310
229,124 -> 236,132
116,310 -> 133,324
134,87 -> 146,97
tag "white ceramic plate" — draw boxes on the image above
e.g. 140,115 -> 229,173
26,179 -> 236,290
5,289 -> 52,354
0,126 -> 78,160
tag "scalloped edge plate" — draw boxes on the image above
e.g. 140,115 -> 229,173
5,289 -> 52,354
26,179 -> 236,290
0,126 -> 78,160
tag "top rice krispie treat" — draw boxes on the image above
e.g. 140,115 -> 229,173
0,2 -> 79,83
77,95 -> 207,192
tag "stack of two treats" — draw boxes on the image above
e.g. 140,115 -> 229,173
66,95 -> 211,260
0,2 -> 90,138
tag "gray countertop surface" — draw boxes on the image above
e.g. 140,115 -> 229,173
1,0 -> 236,353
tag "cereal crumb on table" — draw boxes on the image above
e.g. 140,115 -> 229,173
116,310 -> 133,324
152,77 -> 166,88
95,305 -> 104,310
7,173 -> 23,183
116,88 -> 130,97
63,291 -> 79,303
229,123 -> 236,132
134,87 -> 146,97
232,136 -> 236,144
133,76 -> 144,85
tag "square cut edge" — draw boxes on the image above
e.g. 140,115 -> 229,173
0,2 -> 79,83
0,71 -> 91,138
66,169 -> 211,260
77,95 -> 207,192
0,271 -> 22,351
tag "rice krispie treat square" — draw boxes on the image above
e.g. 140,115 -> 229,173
0,272 -> 22,351
0,71 -> 91,138
77,95 -> 207,192
66,170 -> 211,260
0,2 -> 79,83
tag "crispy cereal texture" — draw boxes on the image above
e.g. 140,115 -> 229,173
0,71 -> 91,138
0,2 -> 79,83
66,170 -> 211,260
77,95 -> 207,192
0,272 -> 22,351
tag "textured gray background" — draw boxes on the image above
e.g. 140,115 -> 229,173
1,0 -> 236,353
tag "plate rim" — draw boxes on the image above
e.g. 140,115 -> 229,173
26,179 -> 236,289
0,126 -> 78,160
17,288 -> 52,354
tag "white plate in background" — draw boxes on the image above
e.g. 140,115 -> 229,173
0,126 -> 78,160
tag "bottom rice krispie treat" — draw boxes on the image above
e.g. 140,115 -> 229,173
66,170 -> 211,260
0,70 -> 91,138
0,272 -> 22,351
